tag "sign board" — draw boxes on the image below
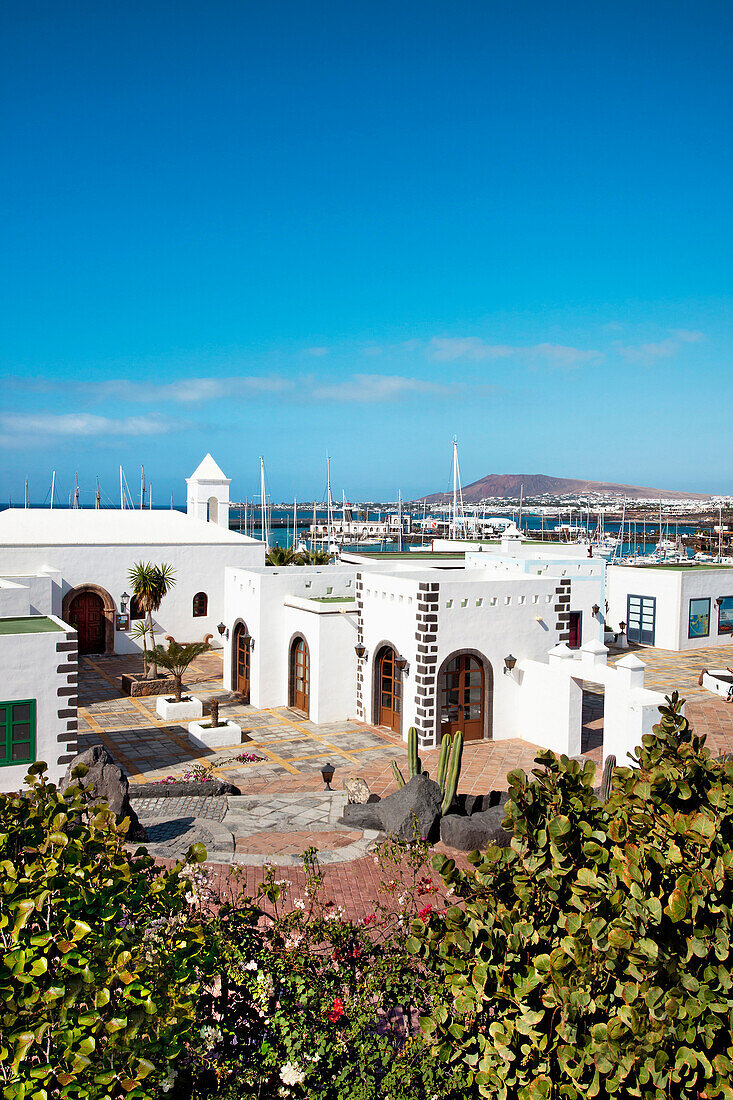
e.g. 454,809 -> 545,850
116,613 -> 130,632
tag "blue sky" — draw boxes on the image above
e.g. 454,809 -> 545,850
1,0 -> 731,503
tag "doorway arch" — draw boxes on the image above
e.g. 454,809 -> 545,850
436,649 -> 493,742
289,635 -> 310,715
62,583 -> 115,655
232,621 -> 251,702
373,644 -> 402,735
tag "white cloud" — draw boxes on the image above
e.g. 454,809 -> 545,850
311,374 -> 450,402
427,337 -> 603,367
617,330 -> 705,363
89,376 -> 289,403
0,412 -> 178,442
428,337 -> 516,361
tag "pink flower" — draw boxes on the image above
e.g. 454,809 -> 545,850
418,904 -> 433,921
363,913 -> 376,925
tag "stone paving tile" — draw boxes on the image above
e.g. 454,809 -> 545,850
133,796 -> 228,822
235,830 -> 361,855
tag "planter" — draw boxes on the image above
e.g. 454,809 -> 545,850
122,674 -> 176,698
156,695 -> 204,721
701,670 -> 733,700
188,718 -> 242,750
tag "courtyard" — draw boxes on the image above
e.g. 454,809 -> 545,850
72,643 -> 733,908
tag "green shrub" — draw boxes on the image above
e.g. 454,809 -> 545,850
0,763 -> 210,1099
413,693 -> 733,1099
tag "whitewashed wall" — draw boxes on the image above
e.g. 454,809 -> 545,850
0,616 -> 77,793
0,540 -> 264,654
606,566 -> 733,651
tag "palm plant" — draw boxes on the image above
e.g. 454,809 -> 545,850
127,562 -> 177,677
130,620 -> 153,674
144,639 -> 210,703
297,548 -> 333,565
265,545 -> 298,567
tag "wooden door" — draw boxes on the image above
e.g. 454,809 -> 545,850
377,646 -> 401,733
290,637 -> 310,714
233,624 -> 250,701
69,591 -> 105,655
567,611 -> 582,649
439,654 -> 484,741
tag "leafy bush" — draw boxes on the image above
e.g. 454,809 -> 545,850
180,842 -> 470,1099
0,763 -> 210,1099
412,692 -> 733,1099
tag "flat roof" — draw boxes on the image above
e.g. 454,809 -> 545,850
0,508 -> 261,547
349,551 -> 467,560
0,616 -> 64,635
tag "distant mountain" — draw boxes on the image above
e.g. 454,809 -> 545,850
419,473 -> 712,503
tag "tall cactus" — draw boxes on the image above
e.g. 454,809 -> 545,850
407,726 -> 422,778
435,732 -> 451,792
391,760 -> 406,788
599,754 -> 616,802
441,730 -> 464,815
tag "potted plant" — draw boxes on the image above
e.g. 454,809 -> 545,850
188,696 -> 243,750
152,638 -> 210,721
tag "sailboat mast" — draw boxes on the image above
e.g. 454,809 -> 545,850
518,482 -> 524,533
452,436 -> 458,538
140,466 -> 145,510
259,456 -> 268,548
50,470 -> 55,510
293,496 -> 297,549
24,479 -> 28,509
120,466 -> 124,510
398,489 -> 403,552
326,455 -> 334,544
95,477 -> 100,509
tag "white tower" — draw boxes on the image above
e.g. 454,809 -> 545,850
186,454 -> 231,529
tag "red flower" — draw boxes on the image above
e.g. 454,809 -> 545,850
363,913 -> 376,925
417,904 -> 433,921
327,997 -> 345,1023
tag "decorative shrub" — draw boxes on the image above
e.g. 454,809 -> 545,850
0,763 -> 210,1099
412,693 -> 733,1099
180,841 -> 470,1099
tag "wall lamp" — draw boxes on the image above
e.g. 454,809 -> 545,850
244,633 -> 255,651
716,596 -> 724,605
354,643 -> 367,659
395,655 -> 410,675
217,622 -> 229,641
591,604 -> 600,616
120,591 -> 130,612
504,654 -> 517,675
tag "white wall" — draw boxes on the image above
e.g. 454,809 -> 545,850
514,660 -> 583,756
0,616 -> 77,793
607,565 -> 733,651
0,540 -> 264,654
0,580 -> 31,617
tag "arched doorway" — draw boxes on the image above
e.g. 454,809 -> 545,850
62,584 -> 115,655
375,645 -> 402,734
69,591 -> 105,655
232,622 -> 251,702
289,636 -> 310,715
438,651 -> 492,741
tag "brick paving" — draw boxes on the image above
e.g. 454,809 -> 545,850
77,643 -> 733,879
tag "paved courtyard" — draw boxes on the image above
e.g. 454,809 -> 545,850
75,643 -> 733,885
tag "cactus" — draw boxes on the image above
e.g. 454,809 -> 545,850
391,760 -> 406,788
407,726 -> 423,778
599,754 -> 616,802
436,733 -> 451,792
441,730 -> 464,815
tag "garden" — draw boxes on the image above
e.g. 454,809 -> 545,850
2,693 -> 733,1099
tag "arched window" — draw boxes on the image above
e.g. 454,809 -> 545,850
192,592 -> 208,617
130,595 -> 145,620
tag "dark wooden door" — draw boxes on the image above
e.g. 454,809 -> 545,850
290,637 -> 310,714
377,647 -> 401,733
439,654 -> 484,741
233,624 -> 250,701
567,611 -> 582,649
69,591 -> 105,655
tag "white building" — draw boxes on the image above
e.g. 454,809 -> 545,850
222,541 -> 665,765
0,456 -> 264,656
606,564 -> 733,651
0,612 -> 78,792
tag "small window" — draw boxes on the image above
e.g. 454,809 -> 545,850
1,700 -> 36,768
130,595 -> 145,620
476,598 -> 483,607
446,599 -> 453,609
689,598 -> 710,639
193,592 -> 208,618
461,599 -> 468,608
